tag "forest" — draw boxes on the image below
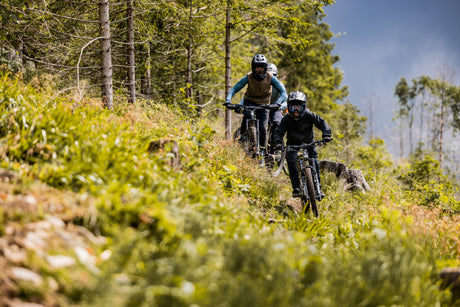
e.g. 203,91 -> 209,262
0,0 -> 459,306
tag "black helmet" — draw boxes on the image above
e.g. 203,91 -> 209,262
267,63 -> 278,77
287,91 -> 307,120
251,54 -> 268,80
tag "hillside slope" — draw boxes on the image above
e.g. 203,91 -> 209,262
0,77 -> 459,306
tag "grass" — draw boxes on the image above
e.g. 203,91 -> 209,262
0,75 -> 459,306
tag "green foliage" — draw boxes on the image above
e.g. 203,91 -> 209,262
275,2 -> 348,113
401,155 -> 444,186
398,155 -> 459,210
351,138 -> 393,176
1,77 -> 457,306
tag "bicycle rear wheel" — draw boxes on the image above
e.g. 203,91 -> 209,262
304,167 -> 318,217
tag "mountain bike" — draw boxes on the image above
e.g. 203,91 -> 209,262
224,103 -> 280,165
282,140 -> 329,217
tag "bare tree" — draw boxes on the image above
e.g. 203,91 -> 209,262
99,0 -> 113,110
186,0 -> 193,99
224,3 -> 232,140
127,0 -> 136,103
364,97 -> 377,141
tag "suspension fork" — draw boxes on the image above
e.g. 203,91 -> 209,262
308,156 -> 321,198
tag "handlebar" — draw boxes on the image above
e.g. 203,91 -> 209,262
223,103 -> 280,112
282,139 -> 332,151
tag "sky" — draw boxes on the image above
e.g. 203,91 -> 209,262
323,0 -> 460,156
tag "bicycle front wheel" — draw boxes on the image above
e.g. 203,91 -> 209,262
233,127 -> 241,140
247,122 -> 258,158
304,167 -> 319,217
272,149 -> 287,177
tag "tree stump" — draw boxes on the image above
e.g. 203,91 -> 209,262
148,139 -> 180,169
319,160 -> 371,192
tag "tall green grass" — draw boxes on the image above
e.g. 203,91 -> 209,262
0,76 -> 456,306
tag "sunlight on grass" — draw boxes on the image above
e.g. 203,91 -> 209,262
0,76 -> 458,306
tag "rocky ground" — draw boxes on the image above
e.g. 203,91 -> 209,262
0,170 -> 108,307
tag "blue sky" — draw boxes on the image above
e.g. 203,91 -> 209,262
324,0 -> 460,155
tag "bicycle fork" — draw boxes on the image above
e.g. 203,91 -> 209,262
308,157 -> 322,200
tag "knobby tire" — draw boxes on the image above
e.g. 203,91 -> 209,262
248,122 -> 258,159
233,127 -> 241,140
304,167 -> 318,217
273,150 -> 288,177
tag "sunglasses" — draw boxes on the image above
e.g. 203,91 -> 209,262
289,105 -> 304,112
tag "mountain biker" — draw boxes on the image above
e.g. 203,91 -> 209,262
266,63 -> 287,154
273,91 -> 333,198
225,54 -> 287,150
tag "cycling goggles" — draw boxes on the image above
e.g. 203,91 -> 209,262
288,104 -> 305,113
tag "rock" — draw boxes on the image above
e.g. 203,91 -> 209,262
4,245 -> 27,264
44,215 -> 65,228
99,249 -> 112,261
440,267 -> 460,301
344,169 -> 371,192
319,160 -> 348,178
74,246 -> 98,272
46,255 -> 76,269
10,267 -> 42,285
320,160 -> 371,192
23,195 -> 37,206
4,298 -> 45,307
22,231 -> 48,251
0,169 -> 18,183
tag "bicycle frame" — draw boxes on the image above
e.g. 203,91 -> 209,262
224,103 -> 280,162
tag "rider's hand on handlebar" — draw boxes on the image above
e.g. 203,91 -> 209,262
235,104 -> 243,114
323,136 -> 333,143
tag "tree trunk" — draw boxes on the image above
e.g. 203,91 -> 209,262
399,117 -> 404,159
224,3 -> 232,140
439,94 -> 444,168
99,0 -> 113,110
186,0 -> 193,99
419,93 -> 425,145
409,107 -> 413,154
127,0 -> 136,104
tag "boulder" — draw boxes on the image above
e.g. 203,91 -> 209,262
320,160 -> 371,192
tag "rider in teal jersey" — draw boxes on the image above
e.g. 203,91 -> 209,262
225,54 -> 287,149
